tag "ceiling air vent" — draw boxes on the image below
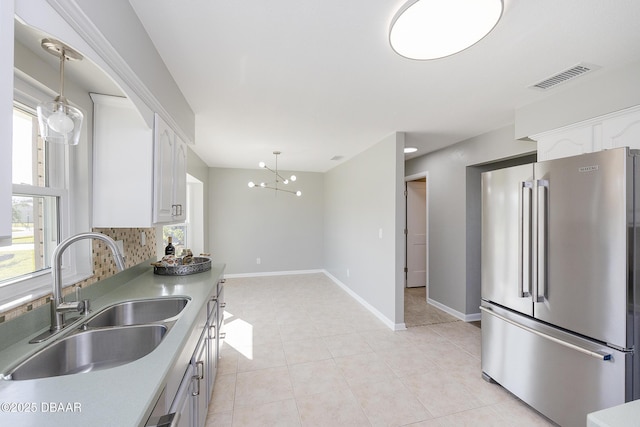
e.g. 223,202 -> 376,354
530,63 -> 600,91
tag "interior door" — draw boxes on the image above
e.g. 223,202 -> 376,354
533,148 -> 630,348
406,180 -> 426,288
481,164 -> 534,316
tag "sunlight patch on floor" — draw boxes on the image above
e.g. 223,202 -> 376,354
221,312 -> 253,360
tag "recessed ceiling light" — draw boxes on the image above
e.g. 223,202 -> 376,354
404,147 -> 418,154
389,0 -> 503,60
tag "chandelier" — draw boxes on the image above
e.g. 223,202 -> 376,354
248,151 -> 302,197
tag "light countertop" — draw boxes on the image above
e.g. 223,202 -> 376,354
587,399 -> 640,427
0,261 -> 225,427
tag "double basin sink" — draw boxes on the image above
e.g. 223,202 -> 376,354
3,297 -> 190,381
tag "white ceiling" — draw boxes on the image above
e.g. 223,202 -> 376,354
128,0 -> 640,172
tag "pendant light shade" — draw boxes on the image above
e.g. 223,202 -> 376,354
389,0 -> 503,60
36,39 -> 84,145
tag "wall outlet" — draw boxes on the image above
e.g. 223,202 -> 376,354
378,228 -> 383,239
347,268 -> 350,277
256,257 -> 261,265
140,231 -> 146,246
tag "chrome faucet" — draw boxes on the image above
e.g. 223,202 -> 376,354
47,232 -> 125,335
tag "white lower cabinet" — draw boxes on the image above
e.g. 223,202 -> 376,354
170,362 -> 195,427
166,280 -> 224,427
192,334 -> 208,427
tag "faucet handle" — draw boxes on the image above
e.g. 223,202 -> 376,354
57,300 -> 85,314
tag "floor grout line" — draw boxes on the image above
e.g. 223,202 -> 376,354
206,276 -> 555,427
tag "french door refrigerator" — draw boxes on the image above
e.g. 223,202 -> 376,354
481,147 -> 640,427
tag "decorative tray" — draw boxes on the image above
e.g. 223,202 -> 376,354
153,256 -> 212,276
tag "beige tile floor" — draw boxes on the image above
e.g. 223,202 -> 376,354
205,274 -> 555,427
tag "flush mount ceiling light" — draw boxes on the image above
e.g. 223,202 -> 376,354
36,38 -> 84,145
404,147 -> 418,154
389,0 -> 503,60
248,151 -> 302,197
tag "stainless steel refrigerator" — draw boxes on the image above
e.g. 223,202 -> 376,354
481,147 -> 640,427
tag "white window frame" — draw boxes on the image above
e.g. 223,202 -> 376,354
158,175 -> 204,259
0,73 -> 90,311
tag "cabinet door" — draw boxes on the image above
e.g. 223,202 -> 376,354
602,109 -> 640,150
172,137 -> 187,222
192,337 -> 208,427
536,126 -> 594,161
169,363 -> 194,427
154,114 -> 176,223
207,304 -> 218,400
92,94 -> 153,227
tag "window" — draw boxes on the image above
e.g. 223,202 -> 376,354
162,175 -> 204,257
0,105 -> 64,284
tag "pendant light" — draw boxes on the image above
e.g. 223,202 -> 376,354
36,38 -> 84,145
389,0 -> 503,60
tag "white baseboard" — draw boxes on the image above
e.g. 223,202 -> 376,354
428,298 -> 481,322
323,270 -> 405,331
222,270 -> 484,330
223,269 -> 324,279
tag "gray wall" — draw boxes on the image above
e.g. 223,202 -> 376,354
515,61 -> 640,139
187,147 -> 210,253
324,133 -> 405,327
406,125 -> 536,317
208,168 -> 324,274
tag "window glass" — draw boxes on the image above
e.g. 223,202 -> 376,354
163,224 -> 187,256
12,106 -> 46,187
1,195 -> 58,282
0,106 -> 60,284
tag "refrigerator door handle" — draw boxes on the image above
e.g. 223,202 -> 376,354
519,181 -> 533,297
479,306 -> 612,361
535,179 -> 549,303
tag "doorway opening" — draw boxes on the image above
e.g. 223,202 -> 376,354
465,153 -> 537,319
404,174 -> 458,327
406,178 -> 427,289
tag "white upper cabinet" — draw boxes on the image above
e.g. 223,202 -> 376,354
153,115 -> 175,223
0,1 -> 13,245
92,94 -> 154,227
153,113 -> 187,224
534,106 -> 640,161
602,109 -> 640,150
92,95 -> 187,226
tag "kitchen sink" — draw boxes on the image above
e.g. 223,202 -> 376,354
4,324 -> 168,380
82,297 -> 190,328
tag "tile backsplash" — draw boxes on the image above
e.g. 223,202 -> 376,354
0,227 -> 157,324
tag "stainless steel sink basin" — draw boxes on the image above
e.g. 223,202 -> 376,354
83,297 -> 189,328
5,324 -> 167,380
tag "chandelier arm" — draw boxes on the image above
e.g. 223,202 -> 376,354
275,172 -> 289,183
261,165 -> 276,174
260,185 -> 298,195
